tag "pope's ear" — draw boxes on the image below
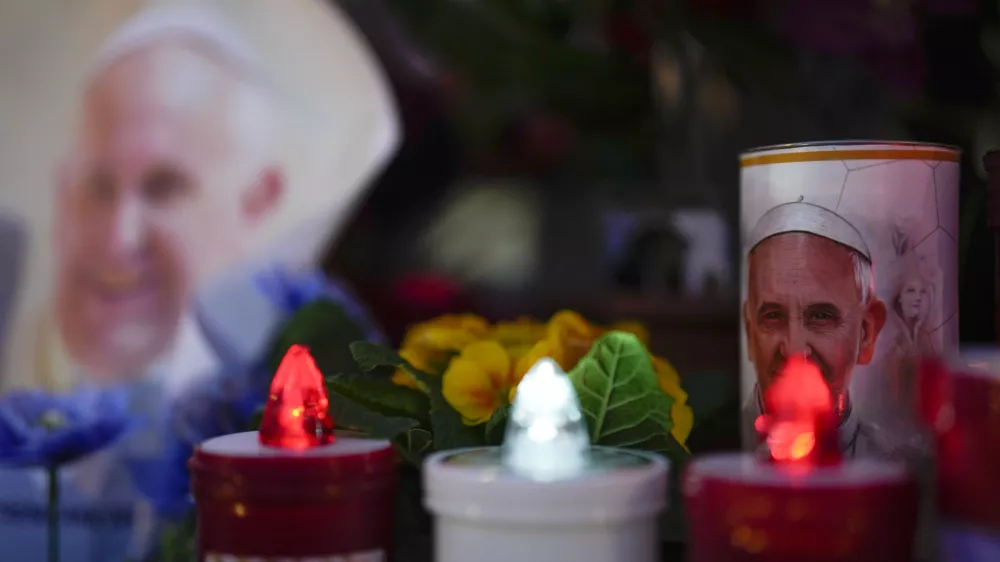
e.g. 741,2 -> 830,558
242,166 -> 284,224
857,298 -> 887,365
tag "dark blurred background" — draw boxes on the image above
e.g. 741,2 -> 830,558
325,0 -> 998,390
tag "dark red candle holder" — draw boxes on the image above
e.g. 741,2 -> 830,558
189,432 -> 397,560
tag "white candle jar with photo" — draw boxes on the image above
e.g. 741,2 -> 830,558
738,141 -> 960,457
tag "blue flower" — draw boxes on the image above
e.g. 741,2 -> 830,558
0,387 -> 135,467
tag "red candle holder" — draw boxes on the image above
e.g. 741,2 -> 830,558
685,354 -> 918,562
918,351 -> 1000,558
190,432 -> 396,560
189,345 -> 397,560
685,454 -> 918,562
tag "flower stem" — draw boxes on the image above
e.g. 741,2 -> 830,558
47,465 -> 59,562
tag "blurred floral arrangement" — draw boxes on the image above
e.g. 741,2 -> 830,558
337,311 -> 692,465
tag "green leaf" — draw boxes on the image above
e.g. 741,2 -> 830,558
347,341 -> 483,451
424,393 -> 485,451
326,373 -> 430,425
269,300 -> 370,376
349,341 -> 439,391
394,428 -> 434,466
156,512 -> 196,562
328,393 -> 418,440
484,405 -> 509,446
350,341 -> 406,373
569,331 -> 689,462
249,405 -> 265,431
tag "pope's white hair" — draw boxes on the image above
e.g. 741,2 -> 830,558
82,5 -> 280,165
851,250 -> 875,305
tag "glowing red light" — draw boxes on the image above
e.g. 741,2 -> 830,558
768,421 -> 817,462
760,354 -> 839,465
916,356 -> 952,432
753,414 -> 769,435
259,345 -> 335,450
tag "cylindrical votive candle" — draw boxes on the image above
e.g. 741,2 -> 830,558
424,357 -> 669,562
190,430 -> 396,561
190,345 -> 397,561
921,351 -> 1000,560
424,446 -> 668,562
685,453 -> 918,562
740,141 -> 960,452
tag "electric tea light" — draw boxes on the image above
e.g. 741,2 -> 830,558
685,355 -> 919,562
189,345 -> 396,561
424,358 -> 669,562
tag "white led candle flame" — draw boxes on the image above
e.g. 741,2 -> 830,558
501,358 -> 591,480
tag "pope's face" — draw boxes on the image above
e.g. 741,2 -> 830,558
743,233 -> 886,398
55,43 -> 281,381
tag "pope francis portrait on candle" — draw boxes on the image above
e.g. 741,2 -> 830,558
741,201 -> 889,458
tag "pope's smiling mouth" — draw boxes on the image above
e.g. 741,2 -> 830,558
86,269 -> 161,317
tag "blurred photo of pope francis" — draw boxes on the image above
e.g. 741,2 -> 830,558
0,2 -> 398,560
47,9 -> 284,391
741,201 -> 888,458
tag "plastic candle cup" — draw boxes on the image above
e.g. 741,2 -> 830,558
919,351 -> 1000,561
685,355 -> 918,562
423,358 -> 669,562
189,345 -> 396,561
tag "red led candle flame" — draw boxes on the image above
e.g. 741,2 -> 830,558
259,344 -> 335,450
757,354 -> 840,466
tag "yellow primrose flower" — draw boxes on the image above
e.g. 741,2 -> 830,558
401,314 -> 490,351
651,356 -> 687,403
545,311 -> 602,371
609,320 -> 650,345
391,348 -> 431,390
652,356 -> 692,446
442,340 -> 544,425
489,317 -> 547,361
393,314 -> 491,389
670,401 -> 694,448
544,311 -> 651,372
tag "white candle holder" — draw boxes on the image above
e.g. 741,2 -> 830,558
423,358 -> 669,562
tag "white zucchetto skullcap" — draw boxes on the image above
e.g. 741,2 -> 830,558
86,5 -> 268,87
746,201 -> 871,261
